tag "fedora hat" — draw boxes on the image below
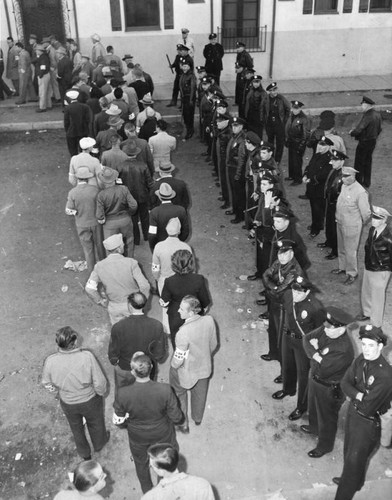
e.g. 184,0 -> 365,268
140,93 -> 154,105
106,104 -> 122,116
76,166 -> 94,179
158,161 -> 175,173
98,167 -> 119,185
108,116 -> 124,127
123,141 -> 141,157
155,182 -> 176,200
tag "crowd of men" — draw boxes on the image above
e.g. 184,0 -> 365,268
31,31 -> 392,500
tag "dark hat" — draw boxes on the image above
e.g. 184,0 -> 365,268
209,33 -> 217,40
216,99 -> 228,108
212,90 -> 226,99
260,140 -> 274,151
201,76 -> 212,84
245,131 -> 261,146
252,74 -> 263,81
196,66 -> 206,72
29,34 -> 37,40
291,100 -> 304,108
236,41 -> 246,47
291,275 -> 313,292
176,44 -> 183,50
362,96 -> 375,105
266,82 -> 278,91
181,28 -> 190,34
277,239 -> 296,253
217,113 -> 231,122
272,206 -> 293,219
359,324 -> 387,345
261,172 -> 278,184
245,68 -> 256,74
318,136 -> 334,146
320,110 -> 335,119
122,140 -> 142,157
178,44 -> 189,51
98,167 -> 119,185
55,46 -> 67,56
231,116 -> 246,126
330,149 -> 348,161
122,54 -> 133,60
325,306 -> 354,327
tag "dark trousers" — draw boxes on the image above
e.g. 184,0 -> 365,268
335,404 -> 380,500
267,299 -> 283,361
288,146 -> 304,183
308,377 -> 344,453
218,158 -> 230,203
211,138 -> 218,175
266,119 -> 285,164
76,224 -> 105,274
60,394 -> 107,459
19,70 -> 37,102
182,99 -> 195,136
131,201 -> 149,245
244,178 -> 256,229
11,78 -> 19,95
256,236 -> 271,277
103,216 -> 134,258
66,136 -> 81,156
228,170 -> 245,220
0,65 -> 13,98
127,430 -> 179,493
308,188 -> 326,233
354,139 -> 377,188
282,333 -> 310,411
325,202 -> 338,254
170,367 -> 209,425
58,79 -> 71,106
170,74 -> 180,105
248,121 -> 264,142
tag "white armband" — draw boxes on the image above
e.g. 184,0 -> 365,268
86,279 -> 98,291
65,208 -> 77,216
151,263 -> 160,272
173,348 -> 188,362
149,225 -> 157,235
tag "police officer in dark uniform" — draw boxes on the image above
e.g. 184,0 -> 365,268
239,68 -> 256,119
216,113 -> 232,209
167,45 -> 194,108
243,131 -> 262,230
235,42 -> 253,111
260,239 -> 305,363
285,101 -> 310,185
302,307 -> 355,458
318,149 -> 346,260
203,33 -> 224,86
226,116 -> 247,223
303,136 -> 333,238
179,59 -> 197,140
334,325 -> 392,500
349,95 -> 382,188
262,82 -> 291,164
272,276 -> 326,422
244,74 -> 266,139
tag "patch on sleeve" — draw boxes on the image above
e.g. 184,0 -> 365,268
173,348 -> 188,361
151,263 -> 160,272
368,375 -> 375,386
149,225 -> 157,234
86,279 -> 98,290
321,347 -> 329,356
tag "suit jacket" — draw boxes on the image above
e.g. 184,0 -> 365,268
64,101 -> 91,137
148,202 -> 189,251
6,45 -> 19,80
150,176 -> 190,210
148,131 -> 176,169
117,157 -> 153,203
57,56 -> 73,88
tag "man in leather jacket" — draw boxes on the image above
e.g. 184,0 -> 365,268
226,116 -> 247,223
358,206 -> 392,326
285,101 -> 310,185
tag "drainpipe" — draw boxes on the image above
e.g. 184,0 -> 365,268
269,0 -> 277,79
210,0 -> 214,33
72,0 -> 80,47
4,0 -> 12,36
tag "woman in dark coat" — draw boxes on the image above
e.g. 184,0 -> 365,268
161,249 -> 210,347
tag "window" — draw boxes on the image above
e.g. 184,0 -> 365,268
110,0 -> 122,31
359,0 -> 392,11
303,0 -> 338,13
164,0 -> 174,29
343,0 -> 353,13
123,0 -> 160,30
220,0 -> 266,52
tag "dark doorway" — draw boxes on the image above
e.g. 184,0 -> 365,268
20,0 -> 64,43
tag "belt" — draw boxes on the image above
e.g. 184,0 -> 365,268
353,404 -> 380,423
312,374 -> 336,388
286,330 -> 302,339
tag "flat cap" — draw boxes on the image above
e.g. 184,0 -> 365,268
291,100 -> 304,108
260,140 -> 274,151
103,234 -> 123,251
79,137 -> 96,149
342,166 -> 358,175
231,116 -> 246,126
330,149 -> 348,161
272,206 -> 293,219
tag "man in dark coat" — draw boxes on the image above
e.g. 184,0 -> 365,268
226,116 -> 247,224
349,95 -> 382,188
56,47 -> 73,105
151,162 -> 190,211
64,90 -> 91,156
234,41 -> 253,108
216,114 -> 232,209
179,60 -> 197,140
203,33 -> 224,85
244,74 -> 266,139
285,101 -> 310,185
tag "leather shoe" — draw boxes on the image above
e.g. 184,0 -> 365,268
274,375 -> 283,384
298,194 -> 308,200
309,232 -> 320,238
356,314 -> 370,321
258,312 -> 269,320
220,203 -> 229,209
284,176 -> 293,181
256,299 -> 267,306
325,253 -> 338,260
247,274 -> 261,281
308,448 -> 326,458
288,408 -> 305,420
230,218 -> 242,224
272,390 -> 295,400
177,425 -> 190,434
344,275 -> 358,285
317,242 -> 329,248
331,268 -> 345,275
332,477 -> 341,486
225,209 -> 234,215
300,425 -> 315,435
35,108 -> 47,113
260,353 -> 276,362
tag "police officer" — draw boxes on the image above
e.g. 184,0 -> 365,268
235,42 -> 253,111
216,113 -> 232,209
272,276 -> 326,422
334,325 -> 392,500
203,33 -> 224,86
244,74 -> 266,139
349,96 -> 382,188
226,116 -> 247,223
243,131 -> 262,231
167,45 -> 193,108
179,60 -> 197,140
302,307 -> 355,458
262,82 -> 291,164
285,101 -> 310,185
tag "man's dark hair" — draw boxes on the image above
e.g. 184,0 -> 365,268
128,292 -> 147,310
7,36 -> 14,42
114,87 -> 123,99
124,121 -> 136,132
156,119 -> 167,131
106,45 -> 113,52
182,295 -> 202,314
131,354 -> 152,377
109,134 -> 121,146
147,443 -> 179,472
73,460 -> 102,492
55,326 -> 78,350
15,42 -> 24,49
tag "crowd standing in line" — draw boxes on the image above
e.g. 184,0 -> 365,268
7,29 -> 386,499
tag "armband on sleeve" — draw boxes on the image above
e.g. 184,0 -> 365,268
173,348 -> 188,362
149,225 -> 157,235
86,279 -> 98,291
151,263 -> 160,272
112,412 -> 129,425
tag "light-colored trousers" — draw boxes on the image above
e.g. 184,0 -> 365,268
337,222 -> 362,277
361,269 -> 391,327
38,73 -> 52,110
108,301 -> 129,325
